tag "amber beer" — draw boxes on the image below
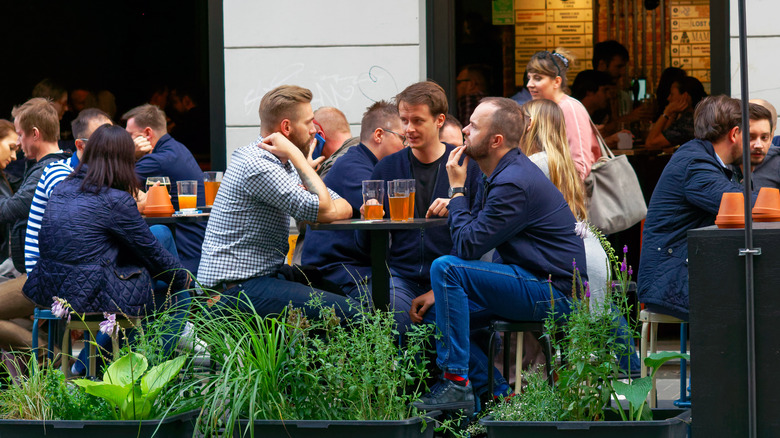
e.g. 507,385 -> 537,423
387,180 -> 409,221
400,179 -> 416,220
362,180 -> 385,220
203,171 -> 223,206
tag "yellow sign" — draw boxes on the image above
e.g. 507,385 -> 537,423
671,18 -> 710,31
671,44 -> 710,57
547,0 -> 592,9
546,22 -> 587,34
515,0 -> 545,10
671,5 -> 709,18
516,23 -> 547,35
551,9 -> 593,22
516,35 -> 548,47
671,31 -> 710,44
554,34 -> 592,47
516,11 -> 546,22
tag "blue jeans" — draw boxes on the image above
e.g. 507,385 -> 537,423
213,273 -> 359,321
344,273 -> 430,333
430,255 -> 573,379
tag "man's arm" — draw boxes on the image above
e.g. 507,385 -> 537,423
685,159 -> 753,214
261,133 -> 350,222
0,166 -> 46,224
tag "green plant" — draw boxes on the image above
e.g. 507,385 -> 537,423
73,352 -> 186,420
0,354 -> 53,420
46,369 -> 115,420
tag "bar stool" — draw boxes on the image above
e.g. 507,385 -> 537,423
61,314 -> 143,377
31,308 -> 59,361
639,308 -> 690,408
487,320 -> 554,395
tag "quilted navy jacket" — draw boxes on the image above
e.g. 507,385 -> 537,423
23,167 -> 189,316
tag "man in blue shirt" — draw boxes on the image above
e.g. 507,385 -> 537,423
413,97 -> 586,414
301,101 -> 406,297
123,104 -> 206,275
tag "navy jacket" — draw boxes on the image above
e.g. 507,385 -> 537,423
366,144 -> 482,286
638,139 -> 753,317
449,149 -> 586,294
135,134 -> 205,274
301,144 -> 376,289
23,167 -> 189,316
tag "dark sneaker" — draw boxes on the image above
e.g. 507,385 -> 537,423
413,379 -> 475,414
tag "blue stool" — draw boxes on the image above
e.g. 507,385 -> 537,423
31,308 -> 59,361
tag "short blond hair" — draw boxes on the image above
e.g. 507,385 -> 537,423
259,85 -> 313,129
12,97 -> 60,142
121,104 -> 167,134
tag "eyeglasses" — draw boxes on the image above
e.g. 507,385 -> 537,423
382,129 -> 407,145
77,138 -> 89,143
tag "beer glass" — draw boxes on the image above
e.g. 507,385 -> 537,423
362,180 -> 385,220
176,180 -> 198,212
203,171 -> 223,206
399,179 -> 416,220
387,180 -> 409,221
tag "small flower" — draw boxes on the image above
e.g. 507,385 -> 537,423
572,259 -> 577,269
623,245 -> 628,254
51,297 -> 69,319
574,221 -> 590,239
620,261 -> 627,272
99,312 -> 117,337
584,281 -> 590,298
628,266 -> 633,276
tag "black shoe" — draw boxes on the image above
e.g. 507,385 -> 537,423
413,379 -> 475,414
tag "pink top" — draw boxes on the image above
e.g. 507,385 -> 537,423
557,94 -> 602,180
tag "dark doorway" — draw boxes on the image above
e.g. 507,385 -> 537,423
4,0 -> 213,167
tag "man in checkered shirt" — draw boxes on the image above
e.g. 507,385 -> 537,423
198,85 -> 356,319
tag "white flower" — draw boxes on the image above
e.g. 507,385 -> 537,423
574,221 -> 591,239
51,296 -> 70,320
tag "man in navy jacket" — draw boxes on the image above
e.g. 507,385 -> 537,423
365,81 -> 482,332
123,104 -> 206,275
639,96 -> 758,320
413,97 -> 586,414
301,101 -> 406,296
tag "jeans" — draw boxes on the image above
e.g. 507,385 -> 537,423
430,255 -> 573,379
344,273 -> 430,333
213,272 -> 360,321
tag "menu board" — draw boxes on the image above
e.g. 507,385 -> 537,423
514,0 -> 593,86
670,0 -> 711,93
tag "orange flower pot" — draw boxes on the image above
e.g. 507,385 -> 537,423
715,192 -> 745,229
143,185 -> 174,217
752,187 -> 780,221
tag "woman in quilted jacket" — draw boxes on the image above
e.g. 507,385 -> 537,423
23,124 -> 191,352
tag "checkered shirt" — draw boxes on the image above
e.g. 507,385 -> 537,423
197,136 -> 340,288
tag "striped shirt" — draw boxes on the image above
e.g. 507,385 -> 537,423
197,136 -> 339,288
24,154 -> 79,272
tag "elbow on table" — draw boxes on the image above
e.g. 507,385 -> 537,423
317,198 -> 351,223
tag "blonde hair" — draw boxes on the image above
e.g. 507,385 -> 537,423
12,98 -> 60,142
521,99 -> 587,220
526,48 -> 575,89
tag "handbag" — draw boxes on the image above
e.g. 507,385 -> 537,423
584,123 -> 647,234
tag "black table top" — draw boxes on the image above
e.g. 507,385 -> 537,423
310,217 -> 447,231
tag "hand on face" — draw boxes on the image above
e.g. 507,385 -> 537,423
260,132 -> 305,162
445,146 -> 469,187
133,135 -> 153,159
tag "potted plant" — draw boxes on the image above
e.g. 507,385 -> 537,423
475,224 -> 691,437
0,295 -> 201,438
186,292 -> 440,438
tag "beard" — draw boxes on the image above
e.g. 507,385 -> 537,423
464,135 -> 489,159
288,129 -> 314,157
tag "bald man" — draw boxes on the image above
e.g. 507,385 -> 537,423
313,107 -> 359,177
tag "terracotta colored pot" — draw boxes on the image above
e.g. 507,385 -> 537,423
752,187 -> 780,220
715,192 -> 744,229
143,185 -> 174,217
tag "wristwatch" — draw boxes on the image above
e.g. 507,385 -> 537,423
448,186 -> 468,198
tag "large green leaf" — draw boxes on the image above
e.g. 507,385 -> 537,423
612,377 -> 653,417
141,355 -> 186,398
119,385 -> 153,420
73,379 -> 130,410
105,352 -> 148,386
644,351 -> 690,371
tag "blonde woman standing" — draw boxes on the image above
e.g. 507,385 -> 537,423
526,49 -> 601,180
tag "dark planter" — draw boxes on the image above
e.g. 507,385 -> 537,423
232,411 -> 441,438
480,408 -> 690,438
0,409 -> 198,438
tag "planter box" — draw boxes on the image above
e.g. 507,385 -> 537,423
0,409 -> 197,438
480,408 -> 690,438
233,411 -> 441,438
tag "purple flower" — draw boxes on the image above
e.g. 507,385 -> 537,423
99,313 -> 117,337
51,297 -> 69,319
628,266 -> 633,276
584,281 -> 590,298
623,245 -> 628,255
572,259 -> 577,269
620,261 -> 627,272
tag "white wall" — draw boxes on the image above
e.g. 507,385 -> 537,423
221,0 -> 427,163
730,0 -> 780,134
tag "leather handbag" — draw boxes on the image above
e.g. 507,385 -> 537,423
584,124 -> 647,234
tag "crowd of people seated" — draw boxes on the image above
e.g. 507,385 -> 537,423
1,40 -> 777,414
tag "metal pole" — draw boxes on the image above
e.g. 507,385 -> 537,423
736,0 -> 757,436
